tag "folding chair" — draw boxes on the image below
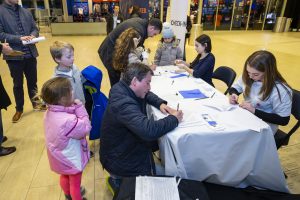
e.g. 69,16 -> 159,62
212,66 -> 236,95
275,89 -> 300,149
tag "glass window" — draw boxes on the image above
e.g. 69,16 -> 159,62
232,0 -> 249,30
216,0 -> 234,30
202,0 -> 218,30
264,0 -> 283,30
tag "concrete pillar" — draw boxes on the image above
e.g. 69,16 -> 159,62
160,0 -> 164,22
44,0 -> 50,16
88,0 -> 93,14
62,0 -> 68,22
197,0 -> 203,24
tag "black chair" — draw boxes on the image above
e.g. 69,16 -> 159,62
212,66 -> 236,95
275,89 -> 300,149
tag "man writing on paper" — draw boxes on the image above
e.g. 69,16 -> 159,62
0,0 -> 46,123
100,63 -> 183,195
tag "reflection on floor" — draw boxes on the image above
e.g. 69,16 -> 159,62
0,30 -> 299,199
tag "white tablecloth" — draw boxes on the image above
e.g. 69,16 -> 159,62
149,66 -> 289,193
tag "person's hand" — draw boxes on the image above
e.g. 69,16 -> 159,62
160,103 -> 169,114
229,94 -> 239,104
142,51 -> 149,59
1,43 -> 13,55
169,109 -> 183,123
176,63 -> 187,70
74,99 -> 82,105
150,64 -> 157,71
174,59 -> 184,65
20,35 -> 35,42
240,101 -> 255,113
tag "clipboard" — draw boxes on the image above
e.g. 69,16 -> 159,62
7,50 -> 25,56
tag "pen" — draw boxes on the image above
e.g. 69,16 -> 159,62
211,92 -> 215,98
177,103 -> 179,111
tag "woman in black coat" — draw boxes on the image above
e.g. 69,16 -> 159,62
0,43 -> 16,156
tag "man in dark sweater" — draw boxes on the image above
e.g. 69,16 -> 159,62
100,63 -> 183,195
0,43 -> 17,156
0,0 -> 45,123
98,17 -> 162,86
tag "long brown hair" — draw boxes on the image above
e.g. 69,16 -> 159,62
242,50 -> 291,101
190,34 -> 212,68
113,28 -> 140,72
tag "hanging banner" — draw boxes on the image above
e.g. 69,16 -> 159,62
170,0 -> 188,53
132,0 -> 149,19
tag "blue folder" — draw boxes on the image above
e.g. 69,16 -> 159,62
178,89 -> 208,99
170,74 -> 188,78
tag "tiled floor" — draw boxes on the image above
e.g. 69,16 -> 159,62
0,29 -> 299,199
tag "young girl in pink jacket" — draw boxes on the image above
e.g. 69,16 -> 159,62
41,77 -> 91,200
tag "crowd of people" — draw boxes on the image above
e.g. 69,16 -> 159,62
0,0 -> 293,199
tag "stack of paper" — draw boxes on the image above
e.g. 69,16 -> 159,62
135,176 -> 180,200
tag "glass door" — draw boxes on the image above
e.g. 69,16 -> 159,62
216,0 -> 234,30
231,0 -> 250,30
263,0 -> 284,30
49,0 -> 64,22
248,0 -> 267,30
202,0 -> 218,30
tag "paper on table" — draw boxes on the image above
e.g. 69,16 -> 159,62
135,176 -> 180,200
178,113 -> 206,128
202,102 -> 239,112
218,108 -> 266,132
22,36 -> 45,45
178,89 -> 208,99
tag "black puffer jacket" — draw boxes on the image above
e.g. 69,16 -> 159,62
100,81 -> 178,176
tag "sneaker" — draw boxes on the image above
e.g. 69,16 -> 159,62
33,104 -> 47,111
90,151 -> 94,158
64,187 -> 86,200
106,176 -> 120,196
2,136 -> 8,143
0,146 -> 16,156
80,186 -> 86,196
12,111 -> 23,123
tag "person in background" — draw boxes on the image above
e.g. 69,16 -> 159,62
154,22 -> 183,66
106,5 -> 124,35
98,17 -> 162,86
113,28 -> 153,74
41,77 -> 91,200
129,5 -> 141,18
228,50 -> 292,134
0,42 -> 16,157
175,34 -> 215,86
0,0 -> 46,123
100,63 -> 183,195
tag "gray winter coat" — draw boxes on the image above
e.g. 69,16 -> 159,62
53,65 -> 86,104
154,42 -> 183,66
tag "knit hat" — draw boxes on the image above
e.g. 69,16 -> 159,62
162,22 -> 174,38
